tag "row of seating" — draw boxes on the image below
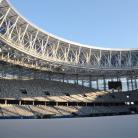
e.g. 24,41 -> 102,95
0,79 -> 138,102
0,104 -> 136,118
0,79 -> 92,98
0,78 -> 137,118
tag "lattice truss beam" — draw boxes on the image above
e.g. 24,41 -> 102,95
0,0 -> 137,74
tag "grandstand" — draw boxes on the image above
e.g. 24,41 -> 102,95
0,0 -> 137,119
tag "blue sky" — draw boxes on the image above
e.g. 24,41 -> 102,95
10,0 -> 138,49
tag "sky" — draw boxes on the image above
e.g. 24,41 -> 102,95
10,0 -> 138,49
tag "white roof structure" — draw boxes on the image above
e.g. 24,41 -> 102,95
0,0 -> 137,75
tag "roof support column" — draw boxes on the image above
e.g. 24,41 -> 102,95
135,77 -> 137,89
117,77 -> 121,92
103,77 -> 106,91
5,99 -> 7,104
89,75 -> 92,88
76,74 -> 78,85
96,78 -> 99,90
127,78 -> 129,91
62,74 -> 65,83
66,78 -> 69,83
82,79 -> 84,87
19,100 -> 21,105
131,77 -> 134,91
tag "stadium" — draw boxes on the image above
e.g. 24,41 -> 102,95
0,0 -> 138,119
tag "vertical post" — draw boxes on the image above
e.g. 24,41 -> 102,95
119,77 -> 123,92
131,77 -> 133,91
76,74 -> 78,85
96,78 -> 99,90
127,78 -> 129,91
134,78 -> 137,90
82,79 -> 84,87
62,74 -> 65,83
89,75 -> 92,88
118,77 -> 120,92
74,77 -> 76,84
135,78 -> 138,89
103,77 -> 106,91
67,79 -> 69,83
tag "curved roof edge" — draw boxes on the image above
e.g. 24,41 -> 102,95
7,0 -> 138,51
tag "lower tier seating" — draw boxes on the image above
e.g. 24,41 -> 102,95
0,104 -> 137,119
